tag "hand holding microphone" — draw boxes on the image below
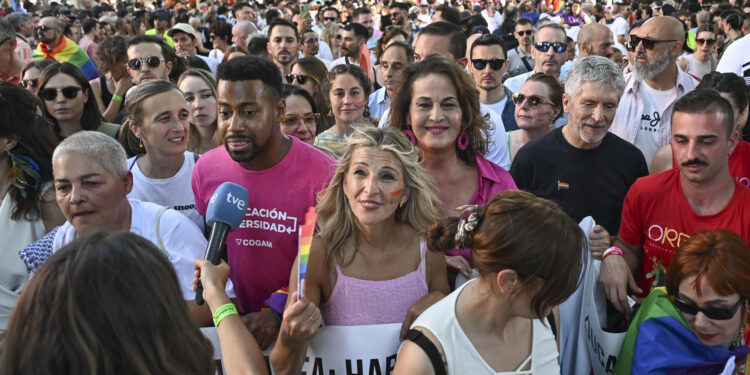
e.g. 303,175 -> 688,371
195,182 -> 249,305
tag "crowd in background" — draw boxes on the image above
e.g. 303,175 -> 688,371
1,0 -> 750,373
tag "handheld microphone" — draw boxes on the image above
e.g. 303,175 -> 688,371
195,182 -> 249,305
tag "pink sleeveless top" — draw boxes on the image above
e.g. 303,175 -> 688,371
319,237 -> 429,326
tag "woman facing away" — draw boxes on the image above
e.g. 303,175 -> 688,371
394,190 -> 585,374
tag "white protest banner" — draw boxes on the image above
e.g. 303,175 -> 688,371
202,323 -> 402,375
580,258 -> 627,374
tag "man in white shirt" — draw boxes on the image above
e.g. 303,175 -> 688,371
481,0 -> 505,32
716,33 -> 750,85
610,16 -> 699,165
468,34 -> 519,131
504,23 -> 571,93
330,23 -> 368,69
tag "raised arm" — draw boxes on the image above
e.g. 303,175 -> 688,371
269,237 -> 326,375
194,259 -> 269,375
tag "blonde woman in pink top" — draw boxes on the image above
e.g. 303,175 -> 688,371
269,126 -> 450,375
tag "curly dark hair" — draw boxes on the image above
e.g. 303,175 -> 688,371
96,35 -> 128,74
217,55 -> 283,101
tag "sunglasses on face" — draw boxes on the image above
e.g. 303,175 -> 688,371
285,74 -> 310,85
20,79 -> 38,89
127,56 -> 164,70
516,30 -> 533,36
512,93 -> 554,107
629,35 -> 678,50
674,297 -> 744,320
695,38 -> 716,46
282,112 -> 320,127
304,38 -> 318,44
324,17 -> 337,21
471,58 -> 505,70
625,40 -> 636,52
336,34 -> 343,39
39,86 -> 82,101
534,41 -> 567,53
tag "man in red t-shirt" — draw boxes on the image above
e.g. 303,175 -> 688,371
600,89 -> 750,313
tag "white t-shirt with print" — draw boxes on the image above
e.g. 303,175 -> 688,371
128,151 -> 204,231
634,83 -> 675,165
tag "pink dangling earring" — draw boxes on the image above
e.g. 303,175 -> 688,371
403,129 -> 416,144
457,132 -> 469,150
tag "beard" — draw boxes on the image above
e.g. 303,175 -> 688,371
632,45 -> 671,81
224,135 -> 260,163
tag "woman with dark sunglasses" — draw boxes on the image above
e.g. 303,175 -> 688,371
36,62 -> 120,140
677,24 -> 718,78
19,60 -> 54,94
615,230 -> 750,374
289,57 -> 333,132
507,73 -> 563,161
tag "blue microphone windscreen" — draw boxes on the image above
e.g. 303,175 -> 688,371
206,182 -> 249,231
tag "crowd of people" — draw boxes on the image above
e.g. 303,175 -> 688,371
0,0 -> 749,373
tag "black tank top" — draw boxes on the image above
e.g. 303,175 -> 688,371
99,75 -> 113,107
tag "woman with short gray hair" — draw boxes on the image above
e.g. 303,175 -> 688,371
19,131 -> 232,325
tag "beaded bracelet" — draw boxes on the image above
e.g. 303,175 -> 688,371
213,303 -> 239,327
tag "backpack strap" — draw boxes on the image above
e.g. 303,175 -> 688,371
403,329 -> 447,375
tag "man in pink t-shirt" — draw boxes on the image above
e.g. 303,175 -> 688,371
600,89 -> 750,313
191,56 -> 335,348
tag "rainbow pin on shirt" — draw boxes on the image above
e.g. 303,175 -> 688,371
298,206 -> 317,299
557,180 -> 570,190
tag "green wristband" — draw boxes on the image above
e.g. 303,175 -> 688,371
111,94 -> 124,102
212,303 -> 238,327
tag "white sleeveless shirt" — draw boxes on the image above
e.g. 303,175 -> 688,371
411,280 -> 560,374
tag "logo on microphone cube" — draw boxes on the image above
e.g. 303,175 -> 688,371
209,192 -> 218,205
226,192 -> 246,211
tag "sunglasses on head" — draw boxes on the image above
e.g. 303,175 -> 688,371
282,112 -> 320,127
674,297 -> 744,320
512,93 -> 554,107
516,30 -> 533,36
285,74 -> 310,85
471,58 -> 505,70
629,35 -> 677,50
127,56 -> 164,70
20,79 -> 38,89
39,86 -> 82,101
534,41 -> 567,53
695,38 -> 716,46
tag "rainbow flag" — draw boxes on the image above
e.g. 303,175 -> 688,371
557,180 -> 570,190
547,0 -> 565,16
6,0 -> 23,12
33,36 -> 99,80
298,206 -> 317,299
615,288 -> 750,374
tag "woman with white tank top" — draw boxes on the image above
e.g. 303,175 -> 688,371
394,191 -> 586,374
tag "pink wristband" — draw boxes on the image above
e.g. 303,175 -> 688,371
602,246 -> 623,260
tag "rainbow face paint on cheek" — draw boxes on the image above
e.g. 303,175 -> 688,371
389,188 -> 404,204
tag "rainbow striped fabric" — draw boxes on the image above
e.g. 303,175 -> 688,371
298,206 -> 317,299
33,36 -> 99,80
615,288 -> 750,374
547,0 -> 566,16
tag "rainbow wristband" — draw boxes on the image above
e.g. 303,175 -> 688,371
213,303 -> 238,327
602,246 -> 623,261
111,94 -> 124,102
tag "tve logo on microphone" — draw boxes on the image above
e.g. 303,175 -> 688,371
226,191 -> 246,211
206,182 -> 249,231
